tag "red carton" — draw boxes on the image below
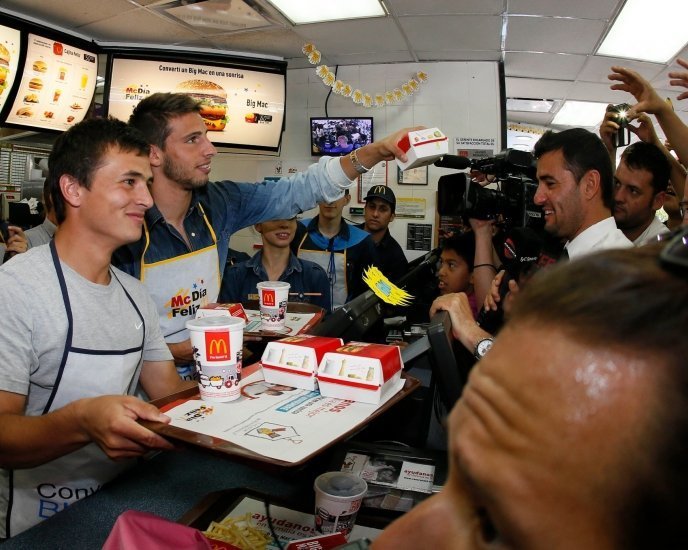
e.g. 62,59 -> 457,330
195,303 -> 248,322
396,127 -> 448,171
285,532 -> 349,549
261,335 -> 344,391
317,342 -> 403,404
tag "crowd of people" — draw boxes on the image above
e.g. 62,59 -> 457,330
0,59 -> 687,548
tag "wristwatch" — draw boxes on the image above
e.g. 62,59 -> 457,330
474,337 -> 494,360
349,148 -> 371,174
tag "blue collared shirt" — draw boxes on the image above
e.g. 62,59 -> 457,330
220,250 -> 331,310
113,157 -> 353,281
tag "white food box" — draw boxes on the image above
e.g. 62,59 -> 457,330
316,342 -> 403,405
395,128 -> 448,171
260,335 -> 344,391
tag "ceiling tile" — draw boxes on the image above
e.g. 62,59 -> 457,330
506,16 -> 606,55
292,19 -> 408,61
508,0 -> 621,20
80,10 -> 201,43
208,28 -> 301,58
417,51 -> 501,62
506,77 -> 574,99
387,0 -> 504,16
399,15 -> 502,51
1,0 -> 140,27
505,52 -> 587,80
578,56 -> 664,84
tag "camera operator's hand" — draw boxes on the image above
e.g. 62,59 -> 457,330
668,58 -> 688,100
430,293 -> 492,354
599,105 -> 621,155
484,269 -> 520,318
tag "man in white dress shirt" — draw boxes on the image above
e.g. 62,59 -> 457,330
532,128 -> 632,259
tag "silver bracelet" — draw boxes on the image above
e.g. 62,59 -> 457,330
349,149 -> 371,174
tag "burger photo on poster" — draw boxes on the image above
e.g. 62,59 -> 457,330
28,78 -> 43,90
176,79 -> 228,131
32,60 -> 47,73
0,44 -> 10,96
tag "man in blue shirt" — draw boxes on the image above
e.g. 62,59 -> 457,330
219,218 -> 330,311
113,92 -> 415,377
292,190 -> 378,311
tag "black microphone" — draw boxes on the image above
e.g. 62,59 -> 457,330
434,154 -> 472,170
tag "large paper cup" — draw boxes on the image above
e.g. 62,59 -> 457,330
256,281 -> 290,331
186,316 -> 245,402
314,472 -> 367,539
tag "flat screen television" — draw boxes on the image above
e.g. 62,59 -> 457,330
2,31 -> 98,132
103,51 -> 286,153
0,23 -> 23,117
310,117 -> 373,156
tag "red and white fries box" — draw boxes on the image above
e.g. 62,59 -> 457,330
395,127 -> 448,171
261,335 -> 344,391
195,303 -> 248,322
316,342 -> 403,405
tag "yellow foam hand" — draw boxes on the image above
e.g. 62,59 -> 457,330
362,266 -> 414,306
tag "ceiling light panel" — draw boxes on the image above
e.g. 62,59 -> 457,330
266,0 -> 386,25
597,0 -> 688,63
551,100 -> 608,127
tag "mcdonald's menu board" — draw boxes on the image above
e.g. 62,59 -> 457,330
106,56 -> 285,151
4,33 -> 98,131
0,24 -> 22,116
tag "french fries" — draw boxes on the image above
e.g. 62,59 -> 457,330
204,512 -> 272,550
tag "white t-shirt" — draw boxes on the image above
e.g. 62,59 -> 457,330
0,245 -> 171,413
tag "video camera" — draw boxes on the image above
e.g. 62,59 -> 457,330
435,149 -> 543,230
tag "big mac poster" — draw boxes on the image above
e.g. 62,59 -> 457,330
107,56 -> 285,151
4,33 -> 98,131
0,24 -> 22,117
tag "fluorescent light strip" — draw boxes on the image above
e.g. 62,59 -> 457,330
267,0 -> 385,25
551,101 -> 608,127
598,0 -> 688,63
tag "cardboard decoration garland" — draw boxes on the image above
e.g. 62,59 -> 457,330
303,43 -> 428,108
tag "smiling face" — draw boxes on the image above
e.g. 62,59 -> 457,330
613,158 -> 663,236
534,150 -> 587,240
372,321 -> 659,550
256,218 -> 297,249
157,111 -> 217,190
76,147 -> 153,248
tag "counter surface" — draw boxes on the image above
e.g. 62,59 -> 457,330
2,446 -> 322,548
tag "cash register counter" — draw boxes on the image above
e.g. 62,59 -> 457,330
2,446 -> 320,549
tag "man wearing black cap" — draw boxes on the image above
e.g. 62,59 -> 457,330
358,185 -> 408,283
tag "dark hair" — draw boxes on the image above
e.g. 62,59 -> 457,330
128,92 -> 200,149
533,128 -> 615,210
47,117 -> 150,224
510,245 -> 688,550
620,141 -> 670,194
440,232 -> 475,270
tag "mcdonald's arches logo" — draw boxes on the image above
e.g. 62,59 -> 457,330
205,331 -> 231,361
262,288 -> 276,307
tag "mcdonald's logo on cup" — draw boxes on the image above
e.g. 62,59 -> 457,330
205,331 -> 231,361
261,288 -> 276,307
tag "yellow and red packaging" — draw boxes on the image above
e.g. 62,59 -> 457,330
261,335 -> 344,391
316,342 -> 403,404
195,302 -> 248,323
395,127 -> 448,171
